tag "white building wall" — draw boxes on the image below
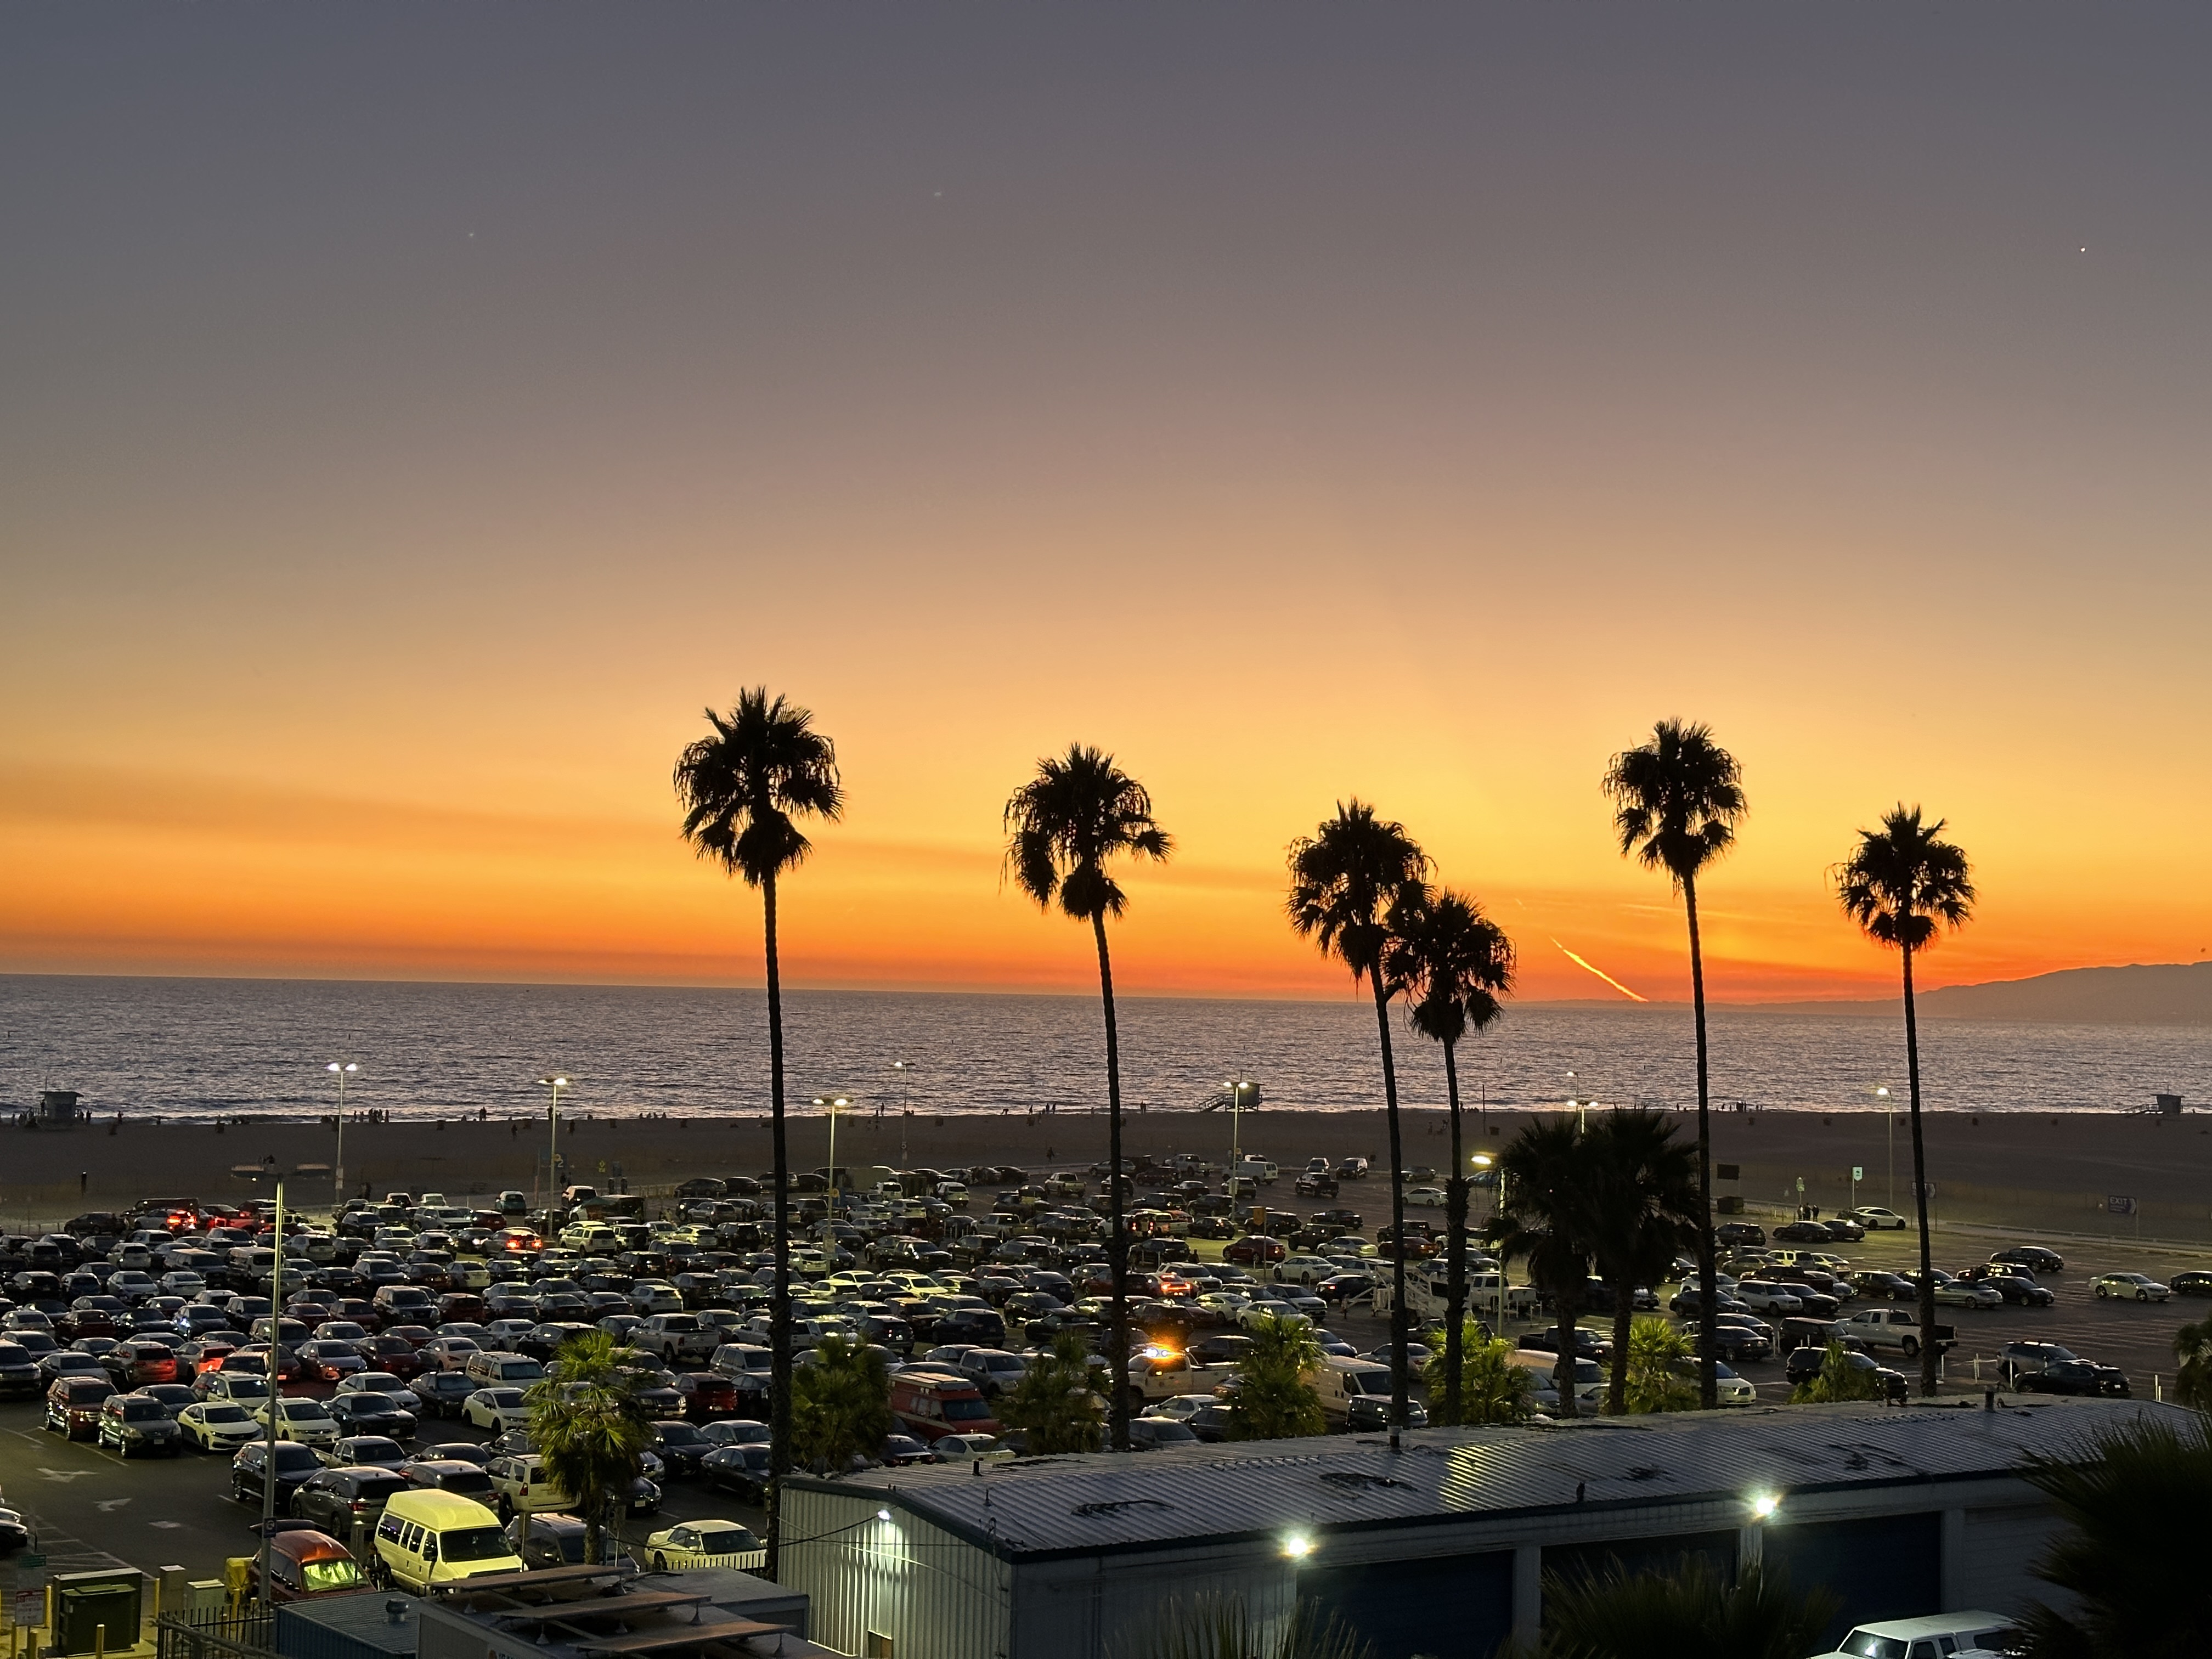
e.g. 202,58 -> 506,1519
785,1486 -> 1013,1659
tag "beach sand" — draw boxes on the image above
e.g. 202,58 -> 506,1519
5,1105 -> 2210,1243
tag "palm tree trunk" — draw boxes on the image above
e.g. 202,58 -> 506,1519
1442,1038 -> 1466,1426
1684,872 -> 1719,1411
1369,973 -> 1410,1436
1606,1278 -> 1634,1415
764,871 -> 793,1579
1553,1289 -> 1580,1419
1903,943 -> 1938,1397
1093,912 -> 1131,1454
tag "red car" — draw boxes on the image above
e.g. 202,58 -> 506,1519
1222,1235 -> 1287,1267
349,1335 -> 422,1380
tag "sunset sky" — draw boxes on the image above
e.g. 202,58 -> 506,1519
6,7 -> 2209,1003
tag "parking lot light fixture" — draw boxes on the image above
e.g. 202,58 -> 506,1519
1280,1531 -> 1314,1560
1748,1491 -> 1780,1521
538,1076 -> 569,1237
232,1160 -> 330,1607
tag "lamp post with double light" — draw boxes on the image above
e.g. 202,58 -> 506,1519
538,1076 -> 569,1240
814,1095 -> 850,1229
1877,1086 -> 1893,1210
1223,1077 -> 1256,1181
1471,1152 -> 1508,1329
890,1061 -> 914,1167
326,1062 -> 359,1205
232,1160 -> 330,1606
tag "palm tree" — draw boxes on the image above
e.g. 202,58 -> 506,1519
1287,802 -> 1429,1433
2018,1415 -> 2212,1657
790,1336 -> 893,1474
527,1330 -> 650,1563
1226,1314 -> 1326,1441
1381,887 -> 1514,1426
1005,744 -> 1172,1454
1620,1315 -> 1697,1414
1581,1108 -> 1701,1414
1790,1340 -> 1885,1405
1540,1557 -> 1838,1659
1835,804 -> 1975,1398
999,1331 -> 1106,1454
1602,719 -> 1746,1409
1420,1324 -> 1536,1425
1488,1118 -> 1598,1418
673,687 -> 844,1573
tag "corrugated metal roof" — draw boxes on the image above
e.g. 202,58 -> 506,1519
794,1397 -> 2179,1560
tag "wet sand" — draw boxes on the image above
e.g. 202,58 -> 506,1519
5,1105 -> 2210,1243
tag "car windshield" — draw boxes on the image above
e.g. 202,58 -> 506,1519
1838,1638 -> 1906,1659
120,1400 -> 166,1420
440,1526 -> 515,1564
274,1446 -> 321,1470
202,1405 -> 250,1424
942,1397 -> 994,1421
300,1559 -> 363,1593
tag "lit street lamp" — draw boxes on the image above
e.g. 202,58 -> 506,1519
891,1060 -> 914,1167
1472,1152 -> 1509,1329
231,1160 -> 330,1606
814,1095 -> 851,1228
326,1062 -> 359,1203
539,1075 -> 569,1239
1877,1086 -> 1893,1209
1223,1077 -> 1257,1183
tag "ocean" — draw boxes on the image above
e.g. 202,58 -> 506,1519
1,975 -> 2204,1124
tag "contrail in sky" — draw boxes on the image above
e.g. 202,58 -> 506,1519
1551,939 -> 1648,1002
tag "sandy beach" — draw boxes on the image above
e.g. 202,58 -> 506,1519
5,1104 -> 2209,1244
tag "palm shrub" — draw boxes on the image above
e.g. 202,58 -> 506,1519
1791,1340 -> 1885,1405
1582,1110 -> 1700,1414
1421,1323 -> 1534,1425
1541,1557 -> 1837,1659
1000,1331 -> 1105,1454
2018,1415 -> 2212,1657
1620,1316 -> 1697,1414
1226,1314 -> 1325,1441
528,1330 -> 650,1563
1005,744 -> 1172,1454
790,1336 -> 893,1474
2170,1313 -> 2211,1412
1488,1118 -> 1598,1417
674,687 -> 843,1574
1118,1594 -> 1375,1659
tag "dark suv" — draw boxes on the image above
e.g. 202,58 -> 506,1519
232,1441 -> 324,1508
290,1466 -> 409,1533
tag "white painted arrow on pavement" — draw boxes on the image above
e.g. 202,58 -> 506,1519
36,1468 -> 90,1483
94,1499 -> 131,1513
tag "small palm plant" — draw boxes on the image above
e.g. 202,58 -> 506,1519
1226,1314 -> 1325,1441
1287,801 -> 1429,1432
527,1330 -> 650,1564
790,1336 -> 894,1474
1381,886 -> 1514,1425
1621,1316 -> 1698,1414
1541,1556 -> 1838,1659
1602,718 -> 1746,1410
1790,1340 -> 1884,1405
1000,1331 -> 1105,1454
1118,1594 -> 1376,1659
1005,744 -> 1172,1454
1421,1323 -> 1535,1425
674,687 -> 843,1572
1835,804 -> 1975,1398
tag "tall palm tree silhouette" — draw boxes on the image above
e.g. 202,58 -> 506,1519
1381,885 -> 1514,1425
1602,719 -> 1746,1408
1004,744 -> 1171,1453
1288,801 -> 1428,1433
1836,804 -> 1975,1397
1489,1116 -> 1598,1418
673,688 -> 842,1572
1582,1108 -> 1702,1415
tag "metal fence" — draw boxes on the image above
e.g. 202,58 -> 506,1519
155,1609 -> 276,1659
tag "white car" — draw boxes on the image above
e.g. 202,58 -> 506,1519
1710,1362 -> 1757,1407
930,1432 -> 1011,1463
1404,1187 -> 1448,1209
2092,1273 -> 2171,1303
1844,1207 -> 1909,1230
1931,1279 -> 2002,1311
465,1387 -> 532,1431
642,1520 -> 761,1571
176,1401 -> 261,1452
1273,1256 -> 1338,1288
253,1398 -> 340,1446
1237,1302 -> 1311,1332
1144,1393 -> 1213,1424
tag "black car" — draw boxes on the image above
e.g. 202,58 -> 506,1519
403,1459 -> 500,1501
326,1393 -> 419,1440
409,1370 -> 475,1418
1854,1271 -> 1916,1301
2172,1270 -> 2212,1297
232,1440 -> 324,1507
289,1466 -> 408,1532
934,1308 -> 1007,1347
2017,1359 -> 2129,1398
1714,1222 -> 1767,1248
700,1442 -> 772,1503
1771,1221 -> 1833,1245
1979,1274 -> 2056,1308
1669,1289 -> 1750,1319
650,1420 -> 714,1477
0,1342 -> 40,1398
1783,1346 -> 1910,1401
1989,1245 -> 2066,1274
506,1512 -> 589,1569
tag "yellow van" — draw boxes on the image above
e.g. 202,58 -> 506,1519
372,1489 -> 523,1591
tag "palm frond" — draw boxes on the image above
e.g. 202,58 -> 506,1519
1002,743 -> 1173,923
1285,800 -> 1428,983
673,686 -> 844,888
1599,719 -> 1746,890
1833,804 -> 1977,955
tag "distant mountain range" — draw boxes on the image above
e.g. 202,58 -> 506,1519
1759,960 -> 2212,1025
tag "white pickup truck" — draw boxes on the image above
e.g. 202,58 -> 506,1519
635,1313 -> 721,1365
1373,1271 -> 1534,1323
1820,1306 -> 1955,1359
1124,1350 -> 1240,1409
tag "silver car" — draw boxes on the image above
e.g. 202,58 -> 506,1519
2091,1273 -> 2171,1303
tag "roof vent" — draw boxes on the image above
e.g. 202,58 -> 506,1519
1623,1466 -> 1662,1481
1072,1498 -> 1175,1517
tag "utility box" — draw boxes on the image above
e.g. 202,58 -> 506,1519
2155,1093 -> 2183,1116
51,1570 -> 140,1655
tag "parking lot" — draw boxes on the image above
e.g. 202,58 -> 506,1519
1,1173 -> 2205,1591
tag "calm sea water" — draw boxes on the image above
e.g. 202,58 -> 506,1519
0,976 -> 2202,1122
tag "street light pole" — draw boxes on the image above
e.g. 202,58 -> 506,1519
538,1076 -> 569,1242
232,1161 -> 328,1607
1878,1087 -> 1893,1210
814,1096 -> 850,1233
891,1062 -> 913,1169
326,1062 -> 358,1205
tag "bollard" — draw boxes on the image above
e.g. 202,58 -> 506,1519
94,1624 -> 106,1659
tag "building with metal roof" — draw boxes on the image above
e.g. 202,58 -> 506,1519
784,1396 -> 2175,1659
